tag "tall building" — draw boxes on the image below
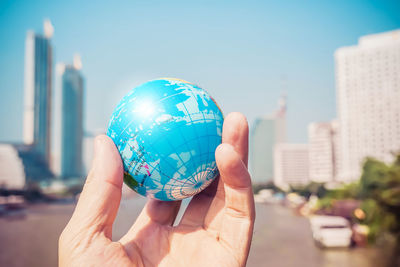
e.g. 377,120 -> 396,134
273,143 -> 309,189
250,96 -> 286,184
23,20 -> 54,165
52,55 -> 84,179
335,30 -> 400,182
308,120 -> 339,183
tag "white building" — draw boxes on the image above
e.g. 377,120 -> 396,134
335,29 -> 400,182
274,143 -> 309,189
0,145 -> 25,189
308,121 -> 339,183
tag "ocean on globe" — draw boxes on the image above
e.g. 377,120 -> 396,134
107,78 -> 224,201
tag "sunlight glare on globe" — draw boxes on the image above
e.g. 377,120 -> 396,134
107,78 -> 224,201
136,100 -> 155,118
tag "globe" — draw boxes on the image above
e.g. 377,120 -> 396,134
107,78 -> 224,201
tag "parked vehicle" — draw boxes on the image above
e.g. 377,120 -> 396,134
309,215 -> 352,248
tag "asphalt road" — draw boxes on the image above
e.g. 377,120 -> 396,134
0,198 -> 382,267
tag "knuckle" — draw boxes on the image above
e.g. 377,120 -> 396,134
225,205 -> 250,219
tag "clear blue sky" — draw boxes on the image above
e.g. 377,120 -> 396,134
0,0 -> 399,143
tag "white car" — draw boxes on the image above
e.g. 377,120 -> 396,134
309,216 -> 352,248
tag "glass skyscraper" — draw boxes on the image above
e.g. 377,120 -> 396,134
23,22 -> 53,165
250,96 -> 286,184
60,58 -> 84,179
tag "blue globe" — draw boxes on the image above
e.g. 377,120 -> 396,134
107,78 -> 224,201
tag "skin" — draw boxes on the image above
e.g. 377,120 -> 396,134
59,112 -> 255,267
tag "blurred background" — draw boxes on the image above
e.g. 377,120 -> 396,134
1,0 -> 400,266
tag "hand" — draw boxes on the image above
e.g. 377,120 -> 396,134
59,112 -> 255,267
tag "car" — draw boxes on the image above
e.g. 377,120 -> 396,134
309,215 -> 352,248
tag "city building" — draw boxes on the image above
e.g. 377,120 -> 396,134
308,120 -> 339,183
52,55 -> 85,179
335,29 -> 400,182
250,96 -> 286,184
23,20 -> 54,165
0,144 -> 25,189
273,143 -> 309,189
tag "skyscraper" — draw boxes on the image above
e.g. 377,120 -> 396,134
23,20 -> 54,164
335,30 -> 400,182
61,55 -> 84,178
250,96 -> 286,184
53,55 -> 84,179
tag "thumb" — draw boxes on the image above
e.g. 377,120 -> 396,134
70,135 -> 123,238
215,143 -> 255,263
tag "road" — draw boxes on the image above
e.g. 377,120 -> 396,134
0,198 -> 382,267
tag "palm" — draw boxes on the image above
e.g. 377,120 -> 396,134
60,113 -> 254,267
131,219 -> 236,266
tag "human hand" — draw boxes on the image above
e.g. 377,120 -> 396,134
59,112 -> 255,267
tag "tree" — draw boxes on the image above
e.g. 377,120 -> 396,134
317,155 -> 400,266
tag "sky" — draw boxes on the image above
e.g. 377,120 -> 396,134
0,0 -> 399,143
